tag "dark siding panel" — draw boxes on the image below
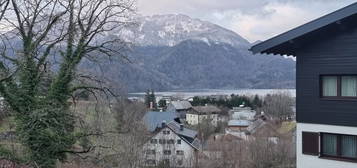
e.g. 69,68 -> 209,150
297,26 -> 357,127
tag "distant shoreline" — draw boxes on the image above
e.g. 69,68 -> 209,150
128,89 -> 296,98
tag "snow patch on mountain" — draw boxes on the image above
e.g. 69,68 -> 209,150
122,14 -> 250,47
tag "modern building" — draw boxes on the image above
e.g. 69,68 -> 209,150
186,105 -> 221,126
142,121 -> 201,167
251,3 -> 357,168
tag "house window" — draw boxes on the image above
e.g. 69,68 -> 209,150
322,134 -> 338,156
341,76 -> 357,97
150,139 -> 157,144
321,75 -> 357,98
146,150 -> 156,155
146,159 -> 156,165
177,139 -> 181,144
342,135 -> 357,158
163,159 -> 170,165
167,139 -> 175,144
176,150 -> 184,155
163,150 -> 171,155
159,139 -> 166,144
163,130 -> 170,135
322,76 -> 338,97
321,133 -> 357,160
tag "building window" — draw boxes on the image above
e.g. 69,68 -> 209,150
146,150 -> 156,155
322,134 -> 338,156
342,135 -> 357,158
177,160 -> 183,165
321,133 -> 357,160
163,159 -> 170,165
177,139 -> 181,144
322,76 -> 338,97
176,150 -> 184,155
163,150 -> 171,155
163,130 -> 170,134
341,76 -> 357,97
321,75 -> 357,98
167,139 -> 175,144
159,139 -> 166,144
150,139 -> 157,144
146,159 -> 156,165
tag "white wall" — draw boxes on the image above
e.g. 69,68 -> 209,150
186,114 -> 199,125
186,114 -> 218,126
143,127 -> 196,167
297,123 -> 357,168
231,111 -> 255,120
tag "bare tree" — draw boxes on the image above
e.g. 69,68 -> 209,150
0,0 -> 9,21
259,92 -> 295,120
0,0 -> 135,167
88,100 -> 149,168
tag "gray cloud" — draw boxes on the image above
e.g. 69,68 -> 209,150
137,0 -> 356,42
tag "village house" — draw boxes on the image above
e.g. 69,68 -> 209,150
229,105 -> 256,121
167,101 -> 192,119
160,95 -> 173,105
186,105 -> 221,126
141,121 -> 201,167
251,2 -> 357,168
227,120 -> 251,132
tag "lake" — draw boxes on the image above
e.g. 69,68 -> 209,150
129,89 -> 296,99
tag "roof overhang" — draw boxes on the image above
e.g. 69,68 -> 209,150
250,2 -> 357,56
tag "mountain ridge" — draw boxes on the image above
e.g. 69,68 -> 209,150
121,14 -> 251,48
84,14 -> 296,92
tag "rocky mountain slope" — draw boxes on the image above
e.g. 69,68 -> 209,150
121,14 -> 250,48
92,14 -> 296,92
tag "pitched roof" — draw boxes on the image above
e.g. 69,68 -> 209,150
143,111 -> 178,132
190,105 -> 221,114
167,121 -> 197,139
191,138 -> 202,150
246,119 -> 266,134
250,2 -> 357,56
165,121 -> 201,150
170,101 -> 192,110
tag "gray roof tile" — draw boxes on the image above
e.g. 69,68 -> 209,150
170,101 -> 192,110
143,111 -> 178,132
167,121 -> 197,138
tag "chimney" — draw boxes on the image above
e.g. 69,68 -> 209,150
150,102 -> 153,109
180,124 -> 184,131
162,120 -> 166,128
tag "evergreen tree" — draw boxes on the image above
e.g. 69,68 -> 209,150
145,89 -> 151,108
158,99 -> 167,108
150,90 -> 157,109
252,94 -> 263,109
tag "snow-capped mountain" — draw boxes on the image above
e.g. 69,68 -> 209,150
121,14 -> 250,48
84,14 -> 296,92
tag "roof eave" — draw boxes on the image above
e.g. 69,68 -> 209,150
250,2 -> 357,55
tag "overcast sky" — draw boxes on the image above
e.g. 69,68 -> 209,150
137,0 -> 357,42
